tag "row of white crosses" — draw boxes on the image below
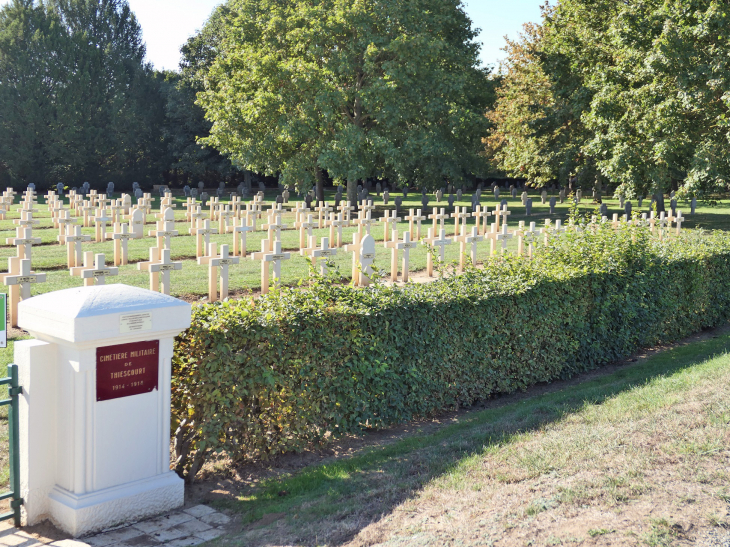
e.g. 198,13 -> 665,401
3,189 -> 692,307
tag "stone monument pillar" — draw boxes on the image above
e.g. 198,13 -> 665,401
15,285 -> 191,536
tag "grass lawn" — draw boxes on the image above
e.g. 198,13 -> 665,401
204,328 -> 730,546
0,189 -> 727,297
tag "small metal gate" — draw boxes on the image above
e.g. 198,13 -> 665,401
0,364 -> 22,527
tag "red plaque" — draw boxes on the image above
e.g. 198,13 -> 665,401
96,340 -> 159,402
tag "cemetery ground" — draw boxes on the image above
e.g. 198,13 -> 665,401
189,326 -> 730,547
1,187 -> 729,545
0,188 -> 725,300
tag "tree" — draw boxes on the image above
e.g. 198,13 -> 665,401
197,0 -> 492,203
487,6 -> 601,191
571,0 -> 730,199
0,0 -> 168,189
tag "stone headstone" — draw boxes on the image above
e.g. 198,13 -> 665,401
625,201 -> 632,218
282,189 -> 290,203
511,187 -> 517,198
216,188 -> 224,198
576,189 -> 582,201
436,189 -> 443,203
357,184 -> 363,194
525,198 -> 532,216
198,181 -> 204,190
190,188 -> 198,199
447,195 -> 455,209
670,198 -> 677,216
421,195 -> 429,209
559,189 -> 566,203
494,187 -> 500,199
376,182 -> 382,196
549,197 -> 556,214
183,186 -> 191,197
402,187 -> 408,198
691,197 -> 696,215
304,194 -> 313,208
334,194 -> 341,208
600,203 -> 608,217
200,192 -> 209,206
394,196 -> 403,217
456,189 -> 462,201
134,188 -> 143,199
521,191 -> 528,205
56,182 -> 64,194
500,199 -> 508,210
638,196 -> 643,208
383,190 -> 390,205
275,195 -> 284,205
258,180 -> 266,191
619,195 -> 625,208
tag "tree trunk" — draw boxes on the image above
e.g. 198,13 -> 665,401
315,166 -> 325,202
347,178 -> 358,207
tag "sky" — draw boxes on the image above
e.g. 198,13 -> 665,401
1,0 -> 545,71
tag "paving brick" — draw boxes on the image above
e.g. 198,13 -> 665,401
132,513 -> 193,535
181,506 -> 216,519
83,527 -> 148,547
169,520 -> 211,537
193,527 -> 224,542
0,533 -> 31,546
199,513 -> 230,527
146,527 -> 187,543
164,538 -> 206,547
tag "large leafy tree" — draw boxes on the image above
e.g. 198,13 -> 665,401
490,0 -> 730,200
0,0 -> 168,188
197,0 -> 492,202
487,8 -> 603,191
570,0 -> 730,199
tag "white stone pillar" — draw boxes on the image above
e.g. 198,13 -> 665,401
15,285 -> 191,536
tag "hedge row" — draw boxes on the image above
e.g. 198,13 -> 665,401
171,223 -> 730,479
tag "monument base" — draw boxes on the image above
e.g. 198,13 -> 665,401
47,472 -> 184,537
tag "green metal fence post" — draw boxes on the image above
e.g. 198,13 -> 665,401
8,364 -> 22,527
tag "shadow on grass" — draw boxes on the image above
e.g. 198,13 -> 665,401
214,328 -> 730,546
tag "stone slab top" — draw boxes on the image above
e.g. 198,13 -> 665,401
18,285 -> 191,345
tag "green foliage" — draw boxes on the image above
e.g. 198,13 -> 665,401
172,225 -> 730,480
491,0 -> 730,198
0,0 -> 170,189
197,0 -> 493,200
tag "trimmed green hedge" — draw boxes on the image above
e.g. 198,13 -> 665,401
171,224 -> 730,479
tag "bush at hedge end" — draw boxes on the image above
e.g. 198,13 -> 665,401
171,223 -> 730,479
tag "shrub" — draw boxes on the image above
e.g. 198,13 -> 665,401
171,223 -> 730,480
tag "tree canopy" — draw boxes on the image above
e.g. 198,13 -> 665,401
197,0 -> 493,201
489,0 -> 730,199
